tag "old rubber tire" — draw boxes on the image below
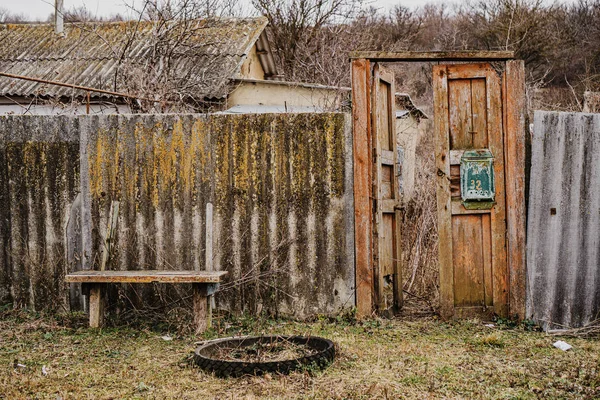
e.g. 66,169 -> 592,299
194,335 -> 335,377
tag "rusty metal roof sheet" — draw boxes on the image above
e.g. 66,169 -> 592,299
0,17 -> 269,100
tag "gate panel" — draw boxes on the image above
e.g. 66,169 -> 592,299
372,64 -> 402,312
434,63 -> 508,319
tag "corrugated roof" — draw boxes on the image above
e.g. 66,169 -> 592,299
0,17 -> 269,100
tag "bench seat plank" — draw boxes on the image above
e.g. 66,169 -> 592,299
66,270 -> 227,284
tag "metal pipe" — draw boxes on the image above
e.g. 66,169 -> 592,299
0,71 -> 158,103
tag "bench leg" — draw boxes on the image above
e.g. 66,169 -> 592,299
87,283 -> 105,328
193,284 -> 210,334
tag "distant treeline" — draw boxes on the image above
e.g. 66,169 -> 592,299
2,0 -> 598,105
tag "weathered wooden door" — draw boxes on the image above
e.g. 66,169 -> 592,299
372,64 -> 402,312
434,63 -> 508,319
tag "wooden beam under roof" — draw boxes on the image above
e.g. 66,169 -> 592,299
348,51 -> 515,62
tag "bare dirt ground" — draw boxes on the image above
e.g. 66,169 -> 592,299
1,306 -> 599,399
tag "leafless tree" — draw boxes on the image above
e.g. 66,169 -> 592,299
0,7 -> 27,23
112,0 -> 247,112
252,0 -> 365,81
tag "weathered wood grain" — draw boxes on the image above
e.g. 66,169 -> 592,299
352,58 -> 373,318
481,214 -> 493,307
372,64 -> 385,311
435,63 -> 510,319
503,60 -> 527,319
448,79 -> 473,149
349,51 -> 515,61
433,64 -> 454,320
393,208 -> 403,312
87,283 -> 105,328
66,270 -> 227,283
452,215 -> 484,307
472,78 -> 488,149
372,65 -> 402,313
193,283 -> 210,334
485,67 -> 509,318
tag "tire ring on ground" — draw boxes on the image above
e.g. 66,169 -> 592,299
194,335 -> 335,378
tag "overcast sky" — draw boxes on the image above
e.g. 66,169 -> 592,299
2,0 -> 579,21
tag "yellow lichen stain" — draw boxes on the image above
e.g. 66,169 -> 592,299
191,118 -> 210,177
152,121 -> 167,207
290,115 -> 309,202
233,117 -> 250,196
134,121 -> 149,211
22,141 -> 47,182
86,114 -> 345,219
125,118 -> 207,209
170,119 -> 185,203
215,117 -> 230,205
88,128 -> 117,200
324,114 -> 345,197
324,115 -> 335,192
271,118 -> 284,195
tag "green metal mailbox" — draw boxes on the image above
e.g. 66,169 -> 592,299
460,149 -> 495,209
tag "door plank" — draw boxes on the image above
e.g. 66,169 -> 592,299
452,215 -> 485,307
393,208 -> 403,311
381,214 -> 395,277
381,150 -> 395,165
433,65 -> 454,319
372,64 -> 401,312
485,68 -> 509,318
378,80 -> 393,151
503,60 -> 527,319
451,200 -> 491,215
381,165 -> 393,200
482,213 -> 493,307
448,79 -> 473,149
471,78 -> 488,149
435,62 -> 510,320
351,58 -> 373,318
446,63 -> 494,79
372,65 -> 385,311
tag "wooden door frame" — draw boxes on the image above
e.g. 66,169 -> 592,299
350,52 -> 526,319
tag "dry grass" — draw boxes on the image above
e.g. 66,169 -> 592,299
210,337 -> 319,362
2,307 -> 600,399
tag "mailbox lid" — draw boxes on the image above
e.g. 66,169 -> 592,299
460,149 -> 495,202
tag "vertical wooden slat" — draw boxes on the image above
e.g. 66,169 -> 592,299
372,66 -> 381,311
503,60 -> 527,319
372,65 -> 401,313
452,215 -> 484,306
372,65 -> 384,311
87,283 -> 105,328
193,283 -> 209,334
352,58 -> 373,318
471,79 -> 489,148
481,213 -> 493,307
486,68 -> 509,318
433,65 -> 454,319
393,209 -> 403,312
448,80 -> 473,149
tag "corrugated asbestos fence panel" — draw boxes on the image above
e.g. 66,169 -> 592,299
527,111 -> 600,330
0,116 -> 80,311
0,113 -> 354,318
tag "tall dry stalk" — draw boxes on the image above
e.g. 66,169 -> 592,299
401,119 -> 439,308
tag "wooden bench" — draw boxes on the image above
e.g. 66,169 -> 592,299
66,270 -> 227,333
